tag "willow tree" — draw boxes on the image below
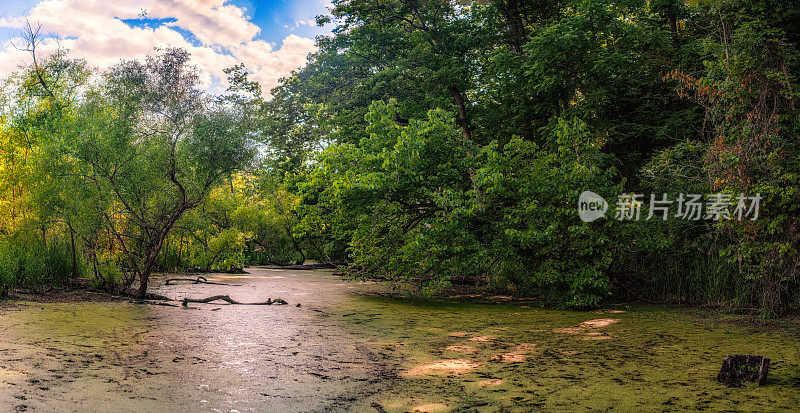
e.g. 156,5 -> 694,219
66,48 -> 255,297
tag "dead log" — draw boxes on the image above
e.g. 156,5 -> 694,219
165,277 -> 202,285
165,276 -> 240,286
181,295 -> 288,306
717,355 -> 770,387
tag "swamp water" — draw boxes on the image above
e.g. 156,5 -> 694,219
1,268 -> 798,412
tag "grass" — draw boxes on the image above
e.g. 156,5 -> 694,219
0,234 -> 76,296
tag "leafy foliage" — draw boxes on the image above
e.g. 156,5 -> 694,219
3,1 -> 800,314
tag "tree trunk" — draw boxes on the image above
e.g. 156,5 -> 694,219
293,240 -> 306,265
162,236 -> 170,269
122,271 -> 136,288
309,237 -> 330,264
137,271 -> 150,298
285,228 -> 306,265
447,85 -> 485,208
668,16 -> 678,38
177,234 -> 184,270
136,247 -> 158,298
449,86 -> 472,142
89,243 -> 100,280
717,355 -> 770,387
499,0 -> 525,54
136,219 -> 180,298
68,222 -> 78,279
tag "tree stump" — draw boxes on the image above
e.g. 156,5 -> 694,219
717,355 -> 770,387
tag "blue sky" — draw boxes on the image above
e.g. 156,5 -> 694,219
0,0 -> 331,44
0,0 -> 33,41
229,0 -> 330,42
0,0 -> 333,93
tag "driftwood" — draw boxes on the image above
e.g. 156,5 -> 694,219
181,295 -> 288,306
717,355 -> 770,387
165,276 -> 240,286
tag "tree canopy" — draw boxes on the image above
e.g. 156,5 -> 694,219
2,1 -> 800,315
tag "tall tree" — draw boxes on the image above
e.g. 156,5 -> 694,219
61,49 -> 255,297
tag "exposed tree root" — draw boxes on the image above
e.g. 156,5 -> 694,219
181,295 -> 288,306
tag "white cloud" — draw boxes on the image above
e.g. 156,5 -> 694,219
0,0 -> 319,95
0,39 -> 30,76
235,35 -> 315,89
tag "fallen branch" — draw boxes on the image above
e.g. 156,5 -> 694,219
181,295 -> 288,306
165,276 -> 240,286
137,300 -> 181,307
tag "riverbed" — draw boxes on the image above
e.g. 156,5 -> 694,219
1,268 -> 799,411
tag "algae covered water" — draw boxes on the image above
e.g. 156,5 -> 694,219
1,268 -> 799,411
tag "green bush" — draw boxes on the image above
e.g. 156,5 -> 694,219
479,119 -> 621,308
298,103 -> 622,307
297,100 -> 481,291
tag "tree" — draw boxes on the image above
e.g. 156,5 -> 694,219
662,0 -> 800,315
296,100 -> 479,290
62,48 -> 255,297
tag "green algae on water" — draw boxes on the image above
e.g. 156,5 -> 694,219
336,297 -> 800,412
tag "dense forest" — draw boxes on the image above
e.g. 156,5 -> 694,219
1,0 -> 799,316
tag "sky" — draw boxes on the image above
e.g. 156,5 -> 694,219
0,0 -> 334,95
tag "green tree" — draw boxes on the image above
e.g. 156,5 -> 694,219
60,49 -> 255,297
